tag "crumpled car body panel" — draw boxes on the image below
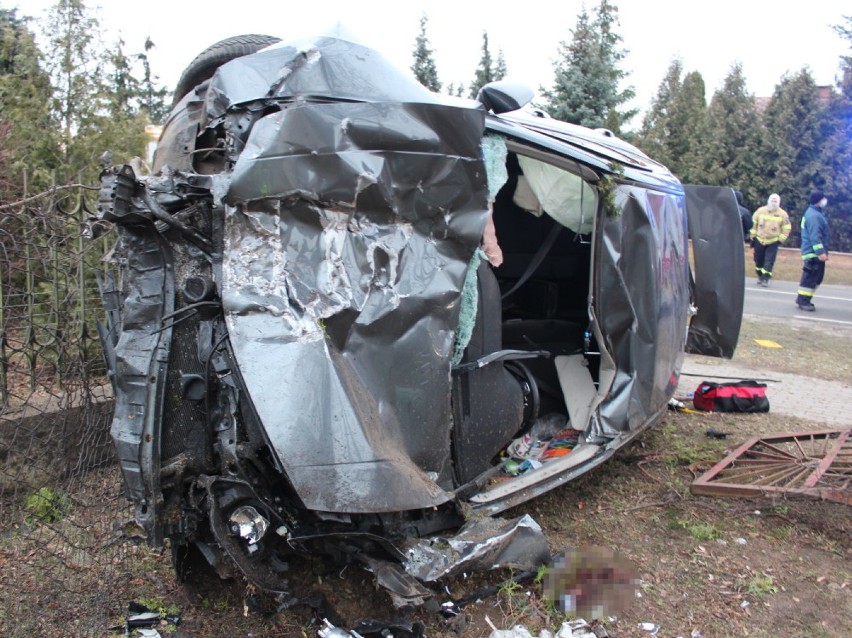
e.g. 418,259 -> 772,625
93,30 -> 743,599
221,101 -> 489,513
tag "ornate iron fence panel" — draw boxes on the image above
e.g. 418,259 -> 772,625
0,178 -> 162,636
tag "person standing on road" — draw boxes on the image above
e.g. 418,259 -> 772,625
750,193 -> 791,286
795,191 -> 830,312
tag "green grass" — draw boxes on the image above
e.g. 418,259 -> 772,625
676,518 -> 721,541
24,487 -> 71,525
746,574 -> 779,598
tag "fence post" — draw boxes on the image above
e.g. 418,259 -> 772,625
0,256 -> 6,408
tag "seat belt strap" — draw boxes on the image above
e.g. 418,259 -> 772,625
501,221 -> 562,300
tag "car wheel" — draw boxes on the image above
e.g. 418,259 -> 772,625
172,34 -> 282,106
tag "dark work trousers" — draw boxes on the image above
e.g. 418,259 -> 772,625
796,258 -> 826,305
753,241 -> 780,279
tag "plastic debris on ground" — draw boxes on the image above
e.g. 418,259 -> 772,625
107,601 -> 181,636
500,413 -> 584,476
317,617 -> 426,638
485,617 -> 606,638
668,397 -> 686,410
669,395 -> 704,414
705,428 -> 730,439
541,428 -> 582,460
753,339 -> 782,349
637,622 -> 660,634
318,618 -> 361,638
403,514 -> 550,582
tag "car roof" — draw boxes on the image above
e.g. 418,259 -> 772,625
487,109 -> 682,191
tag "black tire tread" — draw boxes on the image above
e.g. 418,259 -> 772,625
172,34 -> 281,106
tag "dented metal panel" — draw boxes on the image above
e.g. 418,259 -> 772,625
593,186 -> 690,440
205,35 -> 439,116
221,100 -> 490,512
684,184 -> 745,358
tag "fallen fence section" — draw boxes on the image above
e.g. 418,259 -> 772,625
691,428 -> 852,505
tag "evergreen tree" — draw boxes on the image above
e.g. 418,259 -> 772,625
469,32 -> 495,98
761,69 -> 829,229
137,37 -> 171,123
703,63 -> 763,195
541,1 -> 636,132
636,60 -> 685,168
595,0 -> 637,131
494,49 -> 508,80
445,82 -> 465,97
42,0 -> 104,170
636,62 -> 710,184
410,15 -> 441,92
0,7 -> 57,195
822,15 -> 852,251
674,71 -> 712,184
98,36 -> 151,173
540,8 -> 601,126
108,37 -> 142,118
41,0 -> 146,180
105,36 -> 168,125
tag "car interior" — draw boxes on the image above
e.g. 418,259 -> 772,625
451,142 -> 603,488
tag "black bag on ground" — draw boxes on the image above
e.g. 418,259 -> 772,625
692,380 -> 769,413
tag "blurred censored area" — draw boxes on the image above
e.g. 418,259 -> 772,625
542,545 -> 639,619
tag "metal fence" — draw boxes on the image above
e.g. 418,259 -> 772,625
0,179 -> 155,636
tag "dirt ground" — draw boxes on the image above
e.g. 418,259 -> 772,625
1,320 -> 849,638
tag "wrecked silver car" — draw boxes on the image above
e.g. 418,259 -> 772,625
93,31 -> 744,602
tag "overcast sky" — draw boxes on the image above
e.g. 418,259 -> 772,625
10,0 -> 850,127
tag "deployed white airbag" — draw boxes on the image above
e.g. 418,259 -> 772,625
517,156 -> 596,234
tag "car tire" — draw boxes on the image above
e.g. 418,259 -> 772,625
172,34 -> 282,106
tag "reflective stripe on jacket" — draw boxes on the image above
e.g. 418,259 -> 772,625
750,206 -> 791,245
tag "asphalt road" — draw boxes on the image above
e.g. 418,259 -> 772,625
743,277 -> 852,327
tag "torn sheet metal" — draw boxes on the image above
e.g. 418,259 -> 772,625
205,32 -> 439,117
211,33 -> 490,514
221,102 -> 488,513
359,556 -> 436,608
402,514 -> 550,582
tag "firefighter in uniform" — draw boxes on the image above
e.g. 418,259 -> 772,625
750,193 -> 791,287
795,191 -> 830,312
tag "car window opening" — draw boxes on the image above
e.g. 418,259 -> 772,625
451,145 -> 604,493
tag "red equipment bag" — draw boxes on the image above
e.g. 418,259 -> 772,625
692,380 -> 770,413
